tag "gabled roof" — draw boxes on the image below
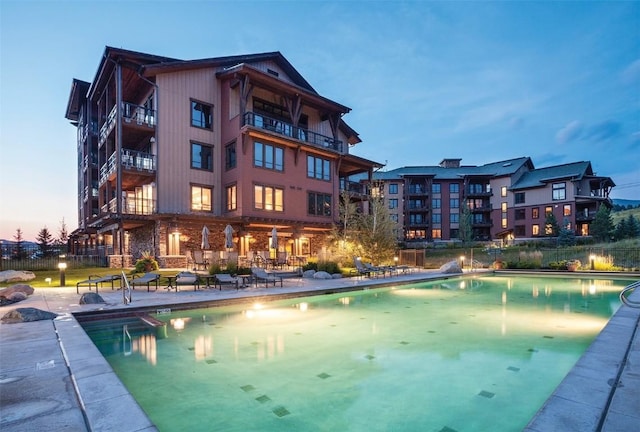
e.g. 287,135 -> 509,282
373,157 -> 534,181
65,79 -> 91,122
510,161 -> 594,190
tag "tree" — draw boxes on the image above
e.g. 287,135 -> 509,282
458,205 -> 473,244
355,185 -> 397,265
544,212 -> 560,237
13,228 -> 27,259
590,205 -> 613,242
557,217 -> 576,246
57,218 -> 69,246
36,226 -> 54,257
614,218 -> 628,240
326,189 -> 363,266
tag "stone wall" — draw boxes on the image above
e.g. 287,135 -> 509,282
158,255 -> 188,269
108,255 -> 134,268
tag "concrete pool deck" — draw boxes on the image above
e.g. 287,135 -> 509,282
1,270 -> 638,431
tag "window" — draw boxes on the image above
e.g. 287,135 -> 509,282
409,199 -> 424,209
515,225 -> 526,236
254,185 -> 283,212
501,202 -> 508,228
450,213 -> 459,223
432,198 -> 441,209
501,186 -> 507,197
191,100 -> 212,129
515,192 -> 525,204
450,198 -> 459,208
254,142 -> 284,171
432,183 -> 441,194
225,184 -> 237,211
390,214 -> 398,222
449,183 -> 459,193
502,217 -> 508,229
432,213 -> 441,224
191,185 -> 212,211
532,224 -> 540,236
307,155 -> 330,181
432,229 -> 442,239
563,204 -> 572,216
389,183 -> 399,194
450,228 -> 459,238
545,206 -> 553,216
225,141 -> 236,170
532,208 -> 539,219
515,209 -> 526,220
410,214 -> 424,224
191,142 -> 213,171
407,230 -> 426,239
409,184 -> 425,194
552,182 -> 566,201
389,199 -> 398,209
308,192 -> 331,216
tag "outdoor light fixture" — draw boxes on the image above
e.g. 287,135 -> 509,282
460,255 -> 465,270
58,262 -> 67,287
590,254 -> 596,270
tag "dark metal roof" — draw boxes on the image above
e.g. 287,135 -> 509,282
374,157 -> 533,180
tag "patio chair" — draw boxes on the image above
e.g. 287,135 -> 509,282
192,250 -> 209,271
166,271 -> 200,292
353,258 -> 382,278
251,267 -> 283,288
364,262 -> 393,277
76,274 -> 122,294
130,272 -> 160,292
214,274 -> 239,291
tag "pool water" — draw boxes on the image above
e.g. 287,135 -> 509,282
81,275 -> 630,431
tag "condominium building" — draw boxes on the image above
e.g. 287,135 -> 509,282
374,157 -> 615,244
65,47 -> 381,267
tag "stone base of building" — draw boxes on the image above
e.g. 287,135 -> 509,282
158,255 -> 188,269
107,255 -> 134,268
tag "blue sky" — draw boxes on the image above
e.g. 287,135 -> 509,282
1,0 -> 638,241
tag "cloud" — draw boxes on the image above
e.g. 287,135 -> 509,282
621,59 -> 640,85
586,120 -> 622,142
555,120 -> 583,143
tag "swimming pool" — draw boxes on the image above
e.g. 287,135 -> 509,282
80,274 -> 631,431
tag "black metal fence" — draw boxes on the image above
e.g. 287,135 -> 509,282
0,255 -> 107,271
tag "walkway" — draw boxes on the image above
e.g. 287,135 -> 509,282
1,270 -> 638,431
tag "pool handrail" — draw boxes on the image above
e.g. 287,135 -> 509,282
121,271 -> 132,305
619,280 -> 640,308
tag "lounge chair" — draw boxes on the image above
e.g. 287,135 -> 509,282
166,271 -> 200,292
130,272 -> 160,292
251,267 -> 283,288
192,250 -> 209,271
214,274 -> 239,290
76,274 -> 122,294
364,262 -> 395,277
353,258 -> 383,278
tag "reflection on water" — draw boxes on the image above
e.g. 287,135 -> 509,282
81,275 -> 632,432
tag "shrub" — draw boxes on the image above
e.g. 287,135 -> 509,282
317,261 -> 341,274
134,250 -> 159,273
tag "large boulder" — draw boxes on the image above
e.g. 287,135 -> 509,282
302,270 -> 316,278
1,307 -> 58,323
0,270 -> 36,283
313,271 -> 333,280
0,284 -> 35,306
439,260 -> 463,274
79,292 -> 105,304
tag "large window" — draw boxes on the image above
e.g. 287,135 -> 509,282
307,155 -> 330,181
432,198 -> 441,209
191,100 -> 213,130
515,192 -> 525,204
563,204 -> 572,216
308,192 -> 331,216
532,224 -> 540,236
254,142 -> 284,171
410,214 -> 424,224
450,198 -> 459,208
515,209 -> 526,220
407,230 -> 426,239
449,183 -> 460,193
225,141 -> 236,170
431,229 -> 442,239
552,182 -> 566,201
432,183 -> 441,194
191,185 -> 212,212
450,213 -> 459,223
432,213 -> 441,224
501,186 -> 507,197
225,184 -> 237,211
191,142 -> 213,171
389,199 -> 398,209
389,183 -> 399,194
254,185 -> 283,212
532,208 -> 539,219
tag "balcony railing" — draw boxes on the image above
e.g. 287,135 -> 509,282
244,112 -> 344,153
465,188 -> 492,197
340,179 -> 369,196
99,102 -> 156,145
102,197 -> 156,215
99,149 -> 156,185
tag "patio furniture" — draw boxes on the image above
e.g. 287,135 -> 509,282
165,271 -> 200,292
251,267 -> 283,288
214,274 -> 239,290
76,274 -> 122,294
129,273 -> 160,292
192,250 -> 209,271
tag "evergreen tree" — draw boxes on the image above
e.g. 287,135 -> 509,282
13,228 -> 27,259
626,214 -> 639,238
614,218 -> 627,240
36,227 -> 54,257
544,212 -> 560,237
458,205 -> 473,244
57,218 -> 69,246
557,217 -> 576,246
590,205 -> 613,242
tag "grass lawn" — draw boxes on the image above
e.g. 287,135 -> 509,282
0,267 -> 178,289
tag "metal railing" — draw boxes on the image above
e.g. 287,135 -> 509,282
619,280 -> 640,308
99,149 -> 156,185
99,102 -> 156,145
102,196 -> 156,215
243,111 -> 344,153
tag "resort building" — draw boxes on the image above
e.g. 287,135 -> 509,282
65,47 -> 381,267
374,157 -> 615,245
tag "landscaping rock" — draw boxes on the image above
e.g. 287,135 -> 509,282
79,292 -> 105,304
0,284 -> 35,298
1,307 -> 58,323
6,292 -> 28,302
303,270 -> 316,278
439,260 -> 463,274
313,271 -> 332,280
331,273 -> 343,279
0,270 -> 36,283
